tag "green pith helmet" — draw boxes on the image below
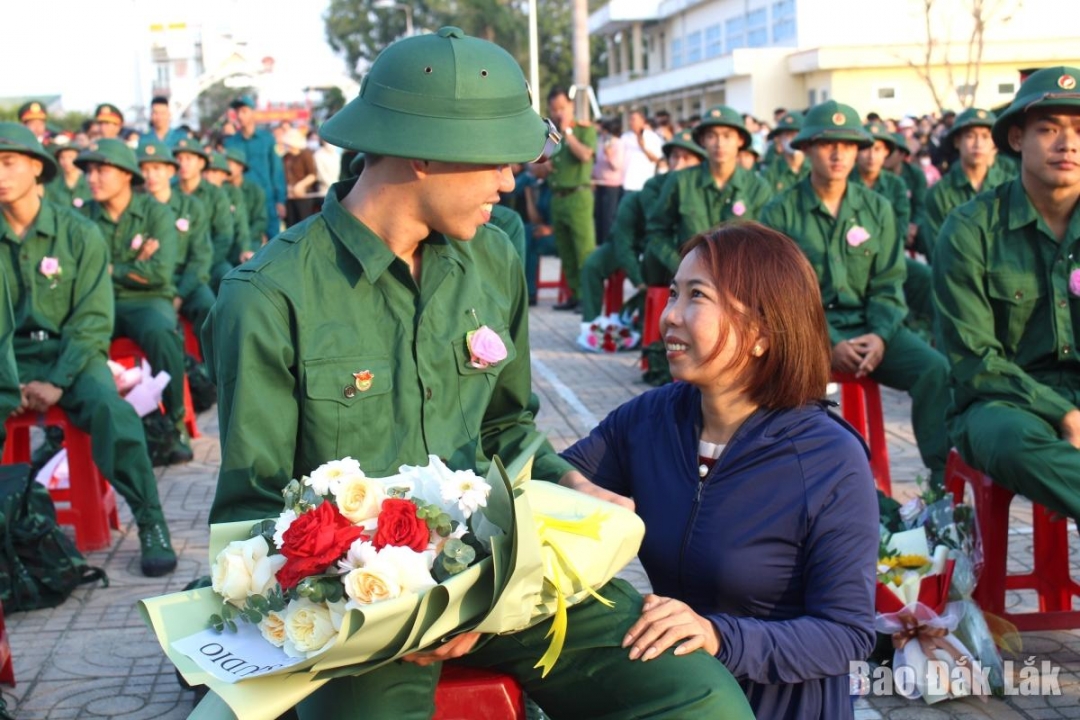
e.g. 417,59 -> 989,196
946,107 -> 996,145
137,139 -> 178,168
993,66 -> 1080,155
0,122 -> 58,183
171,138 -> 209,163
891,132 -> 911,155
320,26 -> 550,164
207,151 -> 231,173
863,122 -> 896,152
224,147 -> 248,169
75,138 -> 144,184
790,101 -> 872,150
692,105 -> 751,149
767,110 -> 803,140
662,129 -> 707,160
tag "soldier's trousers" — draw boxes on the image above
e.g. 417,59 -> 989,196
293,579 -> 754,720
951,391 -> 1080,521
551,188 -> 596,298
114,298 -> 185,429
579,243 -> 620,321
15,347 -> 164,525
181,284 -> 217,345
842,325 -> 950,484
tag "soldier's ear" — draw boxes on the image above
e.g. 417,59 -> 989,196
1007,123 -> 1025,154
30,158 -> 43,184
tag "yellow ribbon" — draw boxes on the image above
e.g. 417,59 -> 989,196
531,510 -> 614,677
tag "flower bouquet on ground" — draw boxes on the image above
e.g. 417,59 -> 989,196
576,314 -> 640,353
139,437 -> 644,720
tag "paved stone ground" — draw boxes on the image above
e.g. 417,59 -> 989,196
1,276 -> 1077,718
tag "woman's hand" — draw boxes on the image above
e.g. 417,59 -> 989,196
400,631 -> 482,667
622,595 -> 720,660
559,470 -> 634,511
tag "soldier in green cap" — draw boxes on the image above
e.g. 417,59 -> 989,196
223,95 -> 286,237
93,103 -> 124,140
921,107 -> 1011,260
578,130 -> 706,320
760,100 -> 950,486
137,139 -> 215,339
884,131 -> 929,253
934,66 -> 1080,519
224,147 -> 268,260
203,150 -> 252,269
0,123 -> 177,574
546,86 -> 597,311
171,138 -> 236,291
642,105 -> 773,287
760,110 -> 809,193
44,141 -> 92,210
76,138 -> 193,465
202,27 -> 752,720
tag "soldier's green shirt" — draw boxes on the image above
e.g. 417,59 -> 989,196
203,179 -> 573,523
548,124 -> 597,190
179,180 -> 235,267
760,155 -> 809,195
222,183 -> 251,265
0,200 -> 113,389
0,271 -> 18,426
608,173 -> 666,287
850,170 -> 911,236
760,178 -> 906,345
164,190 -> 212,298
44,174 -> 91,211
933,178 -> 1080,427
241,179 -> 269,249
645,163 -> 774,275
896,161 -> 928,229
81,193 -> 179,301
923,162 -> 1012,257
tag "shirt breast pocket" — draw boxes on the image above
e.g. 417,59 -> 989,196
844,234 -> 880,290
451,327 -> 517,439
33,271 -> 70,321
986,273 -> 1044,355
302,355 -> 396,474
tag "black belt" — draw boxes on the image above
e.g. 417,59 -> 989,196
18,330 -> 52,342
552,186 -> 588,198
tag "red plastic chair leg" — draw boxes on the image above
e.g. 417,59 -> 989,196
603,269 -> 626,316
0,599 -> 13,686
640,286 -> 668,370
834,373 -> 891,496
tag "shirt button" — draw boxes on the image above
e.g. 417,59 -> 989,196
1065,345 -> 1072,355
1014,290 -> 1024,300
343,386 -> 356,398
1060,299 -> 1069,309
425,387 -> 433,400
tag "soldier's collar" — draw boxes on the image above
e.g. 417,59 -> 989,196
33,198 -> 58,239
1006,179 -> 1040,232
695,162 -> 748,190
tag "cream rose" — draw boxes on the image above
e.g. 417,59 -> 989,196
283,598 -> 342,658
333,475 -> 386,525
342,545 -> 435,607
343,565 -> 401,605
210,536 -> 285,605
258,610 -> 287,648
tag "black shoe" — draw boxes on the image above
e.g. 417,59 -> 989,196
553,298 -> 579,311
528,295 -> 538,307
168,433 -> 194,465
138,520 -> 178,577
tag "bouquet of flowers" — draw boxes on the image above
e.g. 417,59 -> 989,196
576,314 -> 640,353
139,439 -> 645,720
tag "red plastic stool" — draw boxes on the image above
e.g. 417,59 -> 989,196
535,257 -> 571,304
639,286 -> 669,370
180,316 -> 202,363
831,373 -> 892,496
945,449 -> 1080,631
603,269 -> 626,316
109,338 -> 200,440
433,666 -> 525,720
2,407 -> 119,552
0,599 -> 13,686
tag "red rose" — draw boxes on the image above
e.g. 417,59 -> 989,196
276,501 -> 367,590
373,499 -> 429,552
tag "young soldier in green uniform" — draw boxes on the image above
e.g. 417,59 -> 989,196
146,96 -> 188,147
885,132 -> 928,253
172,139 -> 235,291
222,96 -> 286,238
225,148 -> 268,262
44,142 -> 91,209
760,111 -> 808,194
922,108 -> 1011,260
202,27 -> 752,720
759,101 -> 950,486
643,105 -> 773,287
578,130 -> 706,320
546,87 -> 596,311
93,104 -> 124,140
203,151 -> 252,270
934,66 -> 1080,519
76,139 -> 193,465
0,124 -> 176,574
138,139 -> 215,338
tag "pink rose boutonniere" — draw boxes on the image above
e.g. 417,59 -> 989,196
72,197 -> 84,208
846,226 -> 871,247
1069,268 -> 1080,297
40,256 -> 62,289
130,234 -> 144,251
731,200 -> 746,217
176,218 -> 190,232
465,309 -> 507,369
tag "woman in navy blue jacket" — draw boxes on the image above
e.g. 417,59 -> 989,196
561,222 -> 878,720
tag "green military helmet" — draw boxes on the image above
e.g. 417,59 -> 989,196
692,105 -> 751,149
171,137 -> 209,163
0,121 -> 58,183
946,107 -> 996,145
863,122 -> 896,152
790,101 -> 872,150
993,66 -> 1080,155
767,110 -> 803,140
229,95 -> 256,110
75,138 -> 144,184
49,137 -> 80,160
18,100 -> 48,124
137,138 -> 178,168
662,129 -> 707,161
320,26 -> 551,164
207,151 -> 231,173
890,132 -> 912,156
224,146 -> 248,169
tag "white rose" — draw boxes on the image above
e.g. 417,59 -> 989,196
333,474 -> 386,525
342,565 -> 401,606
258,610 -> 287,647
342,545 -> 435,607
283,597 -> 341,658
306,457 -> 365,496
273,508 -> 298,549
210,536 -> 285,605
376,545 -> 437,593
